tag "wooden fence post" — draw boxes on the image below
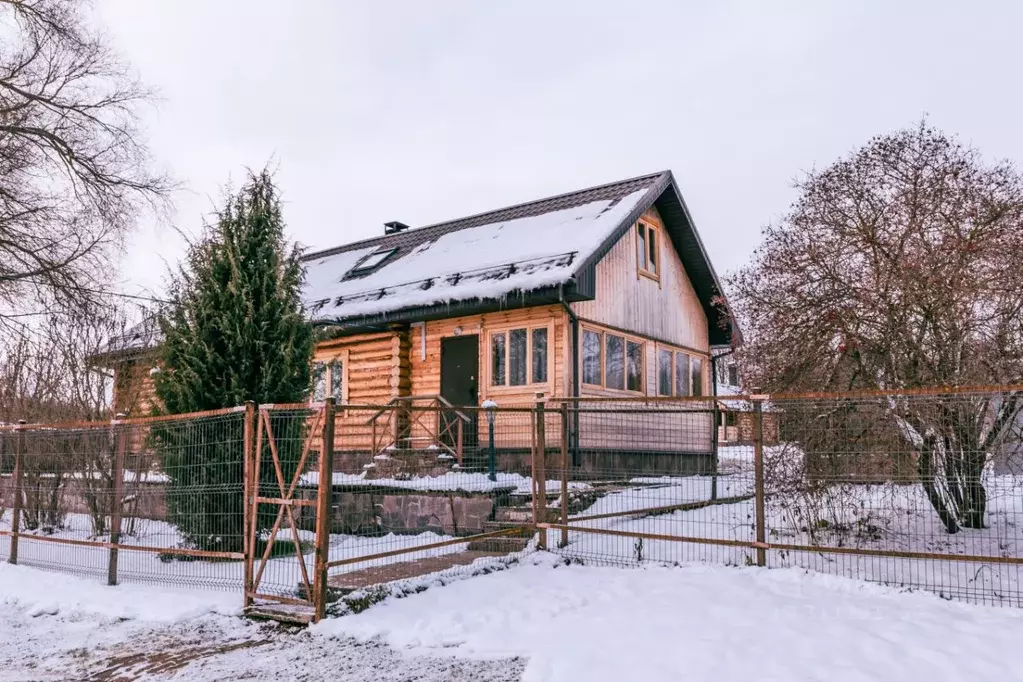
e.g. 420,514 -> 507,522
8,421 -> 25,565
107,414 -> 127,586
242,400 -> 256,609
753,398 -> 766,567
559,402 -> 569,549
314,398 -> 336,622
534,394 -> 547,551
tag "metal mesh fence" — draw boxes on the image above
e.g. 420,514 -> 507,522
4,388 -> 1022,614
321,401 -> 538,603
542,390 -> 1023,607
0,408 -> 246,591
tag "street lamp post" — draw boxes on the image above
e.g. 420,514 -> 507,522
483,399 -> 497,482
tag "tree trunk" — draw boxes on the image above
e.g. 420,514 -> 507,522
918,436 -> 960,534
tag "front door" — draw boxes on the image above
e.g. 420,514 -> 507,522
440,335 -> 479,451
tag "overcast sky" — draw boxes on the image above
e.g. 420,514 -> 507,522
96,1 -> 1023,303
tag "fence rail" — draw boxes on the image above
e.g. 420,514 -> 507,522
2,385 -> 1022,619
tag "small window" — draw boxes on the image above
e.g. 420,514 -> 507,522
658,349 -> 672,396
727,364 -> 739,387
312,362 -> 327,402
726,412 -> 738,427
691,356 -> 703,396
491,332 -> 506,386
312,359 -> 344,401
582,330 -> 602,385
675,352 -> 690,396
605,334 -> 625,390
532,328 -> 548,384
637,222 -> 659,278
626,341 -> 643,392
346,247 -> 398,278
491,325 -> 549,388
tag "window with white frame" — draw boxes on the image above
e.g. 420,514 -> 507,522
581,327 -> 645,393
490,325 -> 549,387
312,358 -> 345,402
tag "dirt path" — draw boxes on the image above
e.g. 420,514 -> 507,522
1,608 -> 525,681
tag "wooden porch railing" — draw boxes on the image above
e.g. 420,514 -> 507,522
365,395 -> 472,465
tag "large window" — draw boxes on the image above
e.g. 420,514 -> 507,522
491,325 -> 550,387
582,330 -> 602,385
581,327 -> 645,393
637,222 -> 659,278
312,357 -> 345,402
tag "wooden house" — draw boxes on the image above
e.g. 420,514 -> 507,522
99,170 -> 738,475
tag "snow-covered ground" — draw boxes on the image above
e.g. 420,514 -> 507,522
0,563 -> 523,681
0,512 -> 473,597
300,469 -> 590,495
6,555 -> 1023,681
558,467 -> 1023,605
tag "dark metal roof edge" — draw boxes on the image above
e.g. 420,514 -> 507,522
571,171 -> 672,277
664,174 -> 742,346
301,170 -> 670,263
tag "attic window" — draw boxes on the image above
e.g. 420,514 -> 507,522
345,247 -> 397,278
637,221 -> 659,279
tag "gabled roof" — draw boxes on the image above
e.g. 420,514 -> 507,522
303,170 -> 737,345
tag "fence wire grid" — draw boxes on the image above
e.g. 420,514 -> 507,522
2,387 -> 1023,614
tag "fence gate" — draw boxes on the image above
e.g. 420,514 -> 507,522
244,400 -> 334,623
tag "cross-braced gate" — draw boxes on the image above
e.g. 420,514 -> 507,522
244,399 -> 335,622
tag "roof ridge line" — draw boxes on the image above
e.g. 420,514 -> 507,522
301,170 -> 670,262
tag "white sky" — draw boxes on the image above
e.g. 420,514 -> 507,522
96,0 -> 1023,303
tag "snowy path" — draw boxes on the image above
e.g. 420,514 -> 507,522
6,555 -> 1023,681
0,564 -> 524,681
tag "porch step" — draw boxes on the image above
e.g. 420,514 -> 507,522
466,536 -> 531,553
494,506 -> 533,523
482,520 -> 534,537
245,603 -> 315,626
326,550 -> 506,596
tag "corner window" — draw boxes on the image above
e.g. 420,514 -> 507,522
312,358 -> 344,402
637,222 -> 659,278
675,352 -> 690,396
491,326 -> 549,387
581,327 -> 645,393
691,356 -> 704,396
658,349 -> 673,396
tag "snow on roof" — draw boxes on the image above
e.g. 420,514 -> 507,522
302,187 -> 653,321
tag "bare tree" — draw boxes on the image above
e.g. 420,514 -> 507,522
730,122 -> 1023,532
0,303 -> 134,534
0,0 -> 170,321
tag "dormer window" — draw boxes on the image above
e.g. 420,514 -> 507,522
637,222 -> 659,279
345,247 -> 398,279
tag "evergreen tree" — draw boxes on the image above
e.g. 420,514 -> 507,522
154,169 -> 313,551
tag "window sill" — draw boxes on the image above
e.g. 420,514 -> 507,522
638,269 -> 660,282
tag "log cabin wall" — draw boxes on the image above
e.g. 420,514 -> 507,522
408,305 -> 568,452
315,330 -> 409,466
112,353 -> 160,417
